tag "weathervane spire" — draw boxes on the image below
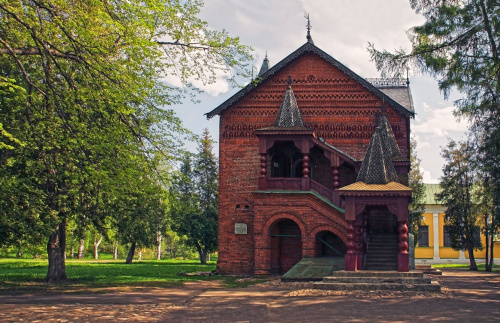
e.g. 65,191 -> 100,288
304,12 -> 314,44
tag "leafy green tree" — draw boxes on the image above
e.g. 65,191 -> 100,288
171,129 -> 218,264
368,0 -> 500,265
436,140 -> 482,270
0,77 -> 24,150
0,0 -> 251,281
473,147 -> 499,271
408,137 -> 425,244
111,172 -> 168,264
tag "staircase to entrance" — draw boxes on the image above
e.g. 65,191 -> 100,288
365,234 -> 398,270
365,208 -> 398,271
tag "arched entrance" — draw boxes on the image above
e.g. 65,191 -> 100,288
270,219 -> 302,274
315,231 -> 347,257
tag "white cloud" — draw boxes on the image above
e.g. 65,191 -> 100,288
412,134 -> 430,149
413,105 -> 469,137
421,167 -> 439,184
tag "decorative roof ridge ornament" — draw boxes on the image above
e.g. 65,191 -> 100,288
258,51 -> 270,77
274,75 -> 305,128
304,12 -> 314,44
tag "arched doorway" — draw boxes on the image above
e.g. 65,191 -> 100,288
316,231 -> 347,257
270,219 -> 302,274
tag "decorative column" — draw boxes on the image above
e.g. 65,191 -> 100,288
302,154 -> 310,178
333,167 -> 340,189
398,221 -> 409,272
432,213 -> 440,262
258,153 -> 267,190
355,224 -> 364,270
332,166 -> 340,205
345,220 -> 357,271
302,153 -> 310,191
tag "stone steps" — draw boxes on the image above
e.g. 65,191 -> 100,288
314,281 -> 441,292
313,270 -> 441,292
415,264 -> 443,275
365,234 -> 398,271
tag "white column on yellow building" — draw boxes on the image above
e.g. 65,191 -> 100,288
459,250 -> 466,262
433,213 -> 440,261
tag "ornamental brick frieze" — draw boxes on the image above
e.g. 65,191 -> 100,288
227,109 -> 278,117
227,106 -> 399,118
222,121 -> 405,141
249,93 -> 374,100
300,107 -> 396,117
271,77 -> 351,84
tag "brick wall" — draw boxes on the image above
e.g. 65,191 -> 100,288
216,51 -> 411,274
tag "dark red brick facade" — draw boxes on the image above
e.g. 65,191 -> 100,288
213,49 -> 411,275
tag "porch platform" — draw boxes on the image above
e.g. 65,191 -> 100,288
281,257 -> 344,282
314,270 -> 441,292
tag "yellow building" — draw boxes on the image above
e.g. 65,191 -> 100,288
415,184 -> 500,264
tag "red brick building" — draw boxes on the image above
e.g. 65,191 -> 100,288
206,37 -> 414,275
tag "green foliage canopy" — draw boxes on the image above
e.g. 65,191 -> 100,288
408,137 -> 425,242
171,129 -> 218,264
0,0 -> 251,280
436,140 -> 482,270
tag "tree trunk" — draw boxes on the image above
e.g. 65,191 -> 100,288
93,236 -> 102,260
486,234 -> 494,272
489,237 -> 494,271
77,238 -> 85,259
468,241 -> 478,271
113,240 -> 118,260
126,242 -> 136,264
47,219 -> 67,282
17,250 -> 22,258
485,225 -> 490,271
156,232 -> 162,260
196,244 -> 207,264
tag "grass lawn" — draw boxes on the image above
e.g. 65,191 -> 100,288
0,258 -> 267,295
432,263 -> 499,271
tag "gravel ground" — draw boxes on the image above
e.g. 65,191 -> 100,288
0,269 -> 498,322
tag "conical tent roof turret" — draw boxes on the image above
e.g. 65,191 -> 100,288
274,76 -> 305,128
258,52 -> 270,77
377,106 -> 403,160
356,105 -> 401,184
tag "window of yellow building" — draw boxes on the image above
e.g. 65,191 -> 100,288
418,225 -> 429,247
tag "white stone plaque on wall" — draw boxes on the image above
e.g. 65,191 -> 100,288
235,223 -> 247,235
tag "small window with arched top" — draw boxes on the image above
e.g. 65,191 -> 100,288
235,204 -> 240,210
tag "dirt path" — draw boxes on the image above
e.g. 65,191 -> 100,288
1,269 -> 499,322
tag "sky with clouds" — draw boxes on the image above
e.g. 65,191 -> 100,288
170,0 -> 470,184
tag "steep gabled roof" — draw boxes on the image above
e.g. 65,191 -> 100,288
206,41 -> 415,119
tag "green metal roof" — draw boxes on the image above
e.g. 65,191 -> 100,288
424,184 -> 442,205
